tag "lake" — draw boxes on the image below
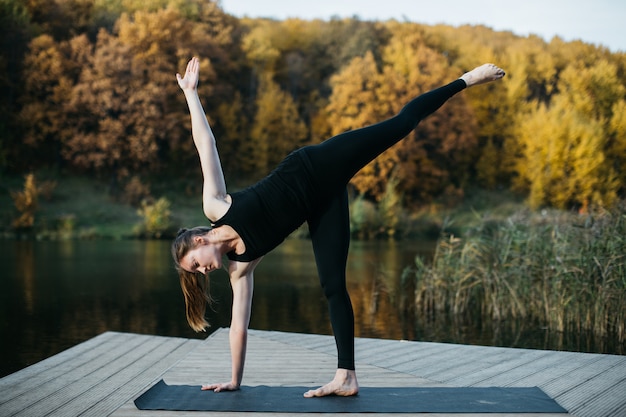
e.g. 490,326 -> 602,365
0,238 -> 619,378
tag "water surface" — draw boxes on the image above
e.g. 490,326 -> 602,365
0,238 -> 619,378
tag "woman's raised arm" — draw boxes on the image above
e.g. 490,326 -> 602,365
177,57 -> 230,222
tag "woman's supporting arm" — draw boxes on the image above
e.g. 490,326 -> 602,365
228,271 -> 254,387
201,261 -> 257,392
177,57 -> 230,222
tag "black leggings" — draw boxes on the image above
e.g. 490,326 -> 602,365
305,79 -> 466,370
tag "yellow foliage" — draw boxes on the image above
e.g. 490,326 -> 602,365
515,95 -> 619,209
11,174 -> 39,229
9,6 -> 626,210
250,72 -> 308,175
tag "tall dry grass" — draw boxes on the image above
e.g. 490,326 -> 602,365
403,203 -> 626,343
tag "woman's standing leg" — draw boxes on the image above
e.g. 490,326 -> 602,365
304,188 -> 359,397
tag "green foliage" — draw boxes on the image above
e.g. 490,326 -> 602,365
349,177 -> 406,239
349,195 -> 378,239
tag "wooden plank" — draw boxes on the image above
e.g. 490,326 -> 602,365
0,332 -> 125,395
417,348 -> 519,382
555,360 -> 626,415
569,378 -> 626,417
113,330 -> 572,417
444,349 -> 553,386
541,355 -> 625,396
7,328 -> 624,417
251,330 -> 337,352
414,345 -> 513,380
504,351 -> 593,388
65,337 -> 201,417
8,333 -> 162,417
0,332 -> 148,416
161,329 -> 435,389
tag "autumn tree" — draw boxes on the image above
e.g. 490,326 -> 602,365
248,72 -> 307,176
18,34 -> 91,169
326,23 -> 479,207
381,24 -> 479,206
240,17 -> 390,146
476,36 -> 557,188
62,2 -> 242,183
514,59 -> 623,209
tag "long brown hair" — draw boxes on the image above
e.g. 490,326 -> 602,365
171,226 -> 213,332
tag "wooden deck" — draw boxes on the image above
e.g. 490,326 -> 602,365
1,328 -> 624,416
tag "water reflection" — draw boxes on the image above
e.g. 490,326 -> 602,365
0,238 -> 621,378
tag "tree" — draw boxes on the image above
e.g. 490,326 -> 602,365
326,25 -> 479,206
324,51 -> 388,199
18,34 -> 89,169
514,59 -> 623,209
0,0 -> 33,171
24,0 -> 96,40
476,36 -> 557,188
248,72 -> 307,176
61,3 -> 242,181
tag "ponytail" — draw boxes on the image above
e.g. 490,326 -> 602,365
179,269 -> 212,332
172,227 -> 213,332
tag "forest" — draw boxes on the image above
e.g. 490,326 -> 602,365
1,0 -> 625,348
2,0 -> 625,220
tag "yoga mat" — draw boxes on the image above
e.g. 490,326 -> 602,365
135,380 -> 568,413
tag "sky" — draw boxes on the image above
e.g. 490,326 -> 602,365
220,0 -> 625,53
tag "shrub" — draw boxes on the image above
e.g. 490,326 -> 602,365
135,197 -> 173,238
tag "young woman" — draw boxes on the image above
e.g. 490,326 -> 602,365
171,57 -> 505,397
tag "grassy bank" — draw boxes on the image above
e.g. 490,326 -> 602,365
0,173 -> 212,239
1,172 -> 523,240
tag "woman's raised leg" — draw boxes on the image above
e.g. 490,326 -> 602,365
303,63 -> 505,189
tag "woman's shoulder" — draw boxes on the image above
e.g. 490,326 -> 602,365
205,194 -> 232,223
228,256 -> 262,278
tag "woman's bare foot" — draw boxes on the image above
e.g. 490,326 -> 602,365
460,63 -> 505,87
303,369 -> 359,398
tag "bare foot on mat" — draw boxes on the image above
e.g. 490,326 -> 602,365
303,369 -> 359,398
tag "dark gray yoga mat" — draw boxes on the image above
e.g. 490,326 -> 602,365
134,380 -> 568,413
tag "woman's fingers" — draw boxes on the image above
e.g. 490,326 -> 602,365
201,382 -> 236,392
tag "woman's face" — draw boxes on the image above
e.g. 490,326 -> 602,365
179,238 -> 222,274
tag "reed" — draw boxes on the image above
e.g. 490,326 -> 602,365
404,202 -> 626,343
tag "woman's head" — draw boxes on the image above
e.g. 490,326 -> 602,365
172,226 -> 211,270
172,226 -> 214,332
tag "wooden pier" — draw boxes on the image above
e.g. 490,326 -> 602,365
1,328 -> 624,416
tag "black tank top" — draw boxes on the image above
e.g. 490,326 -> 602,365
212,149 -> 319,262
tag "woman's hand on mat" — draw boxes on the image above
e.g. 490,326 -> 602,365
201,381 -> 240,392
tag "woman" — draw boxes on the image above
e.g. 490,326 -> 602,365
172,57 -> 505,397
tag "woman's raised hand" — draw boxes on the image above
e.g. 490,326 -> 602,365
176,57 -> 200,91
